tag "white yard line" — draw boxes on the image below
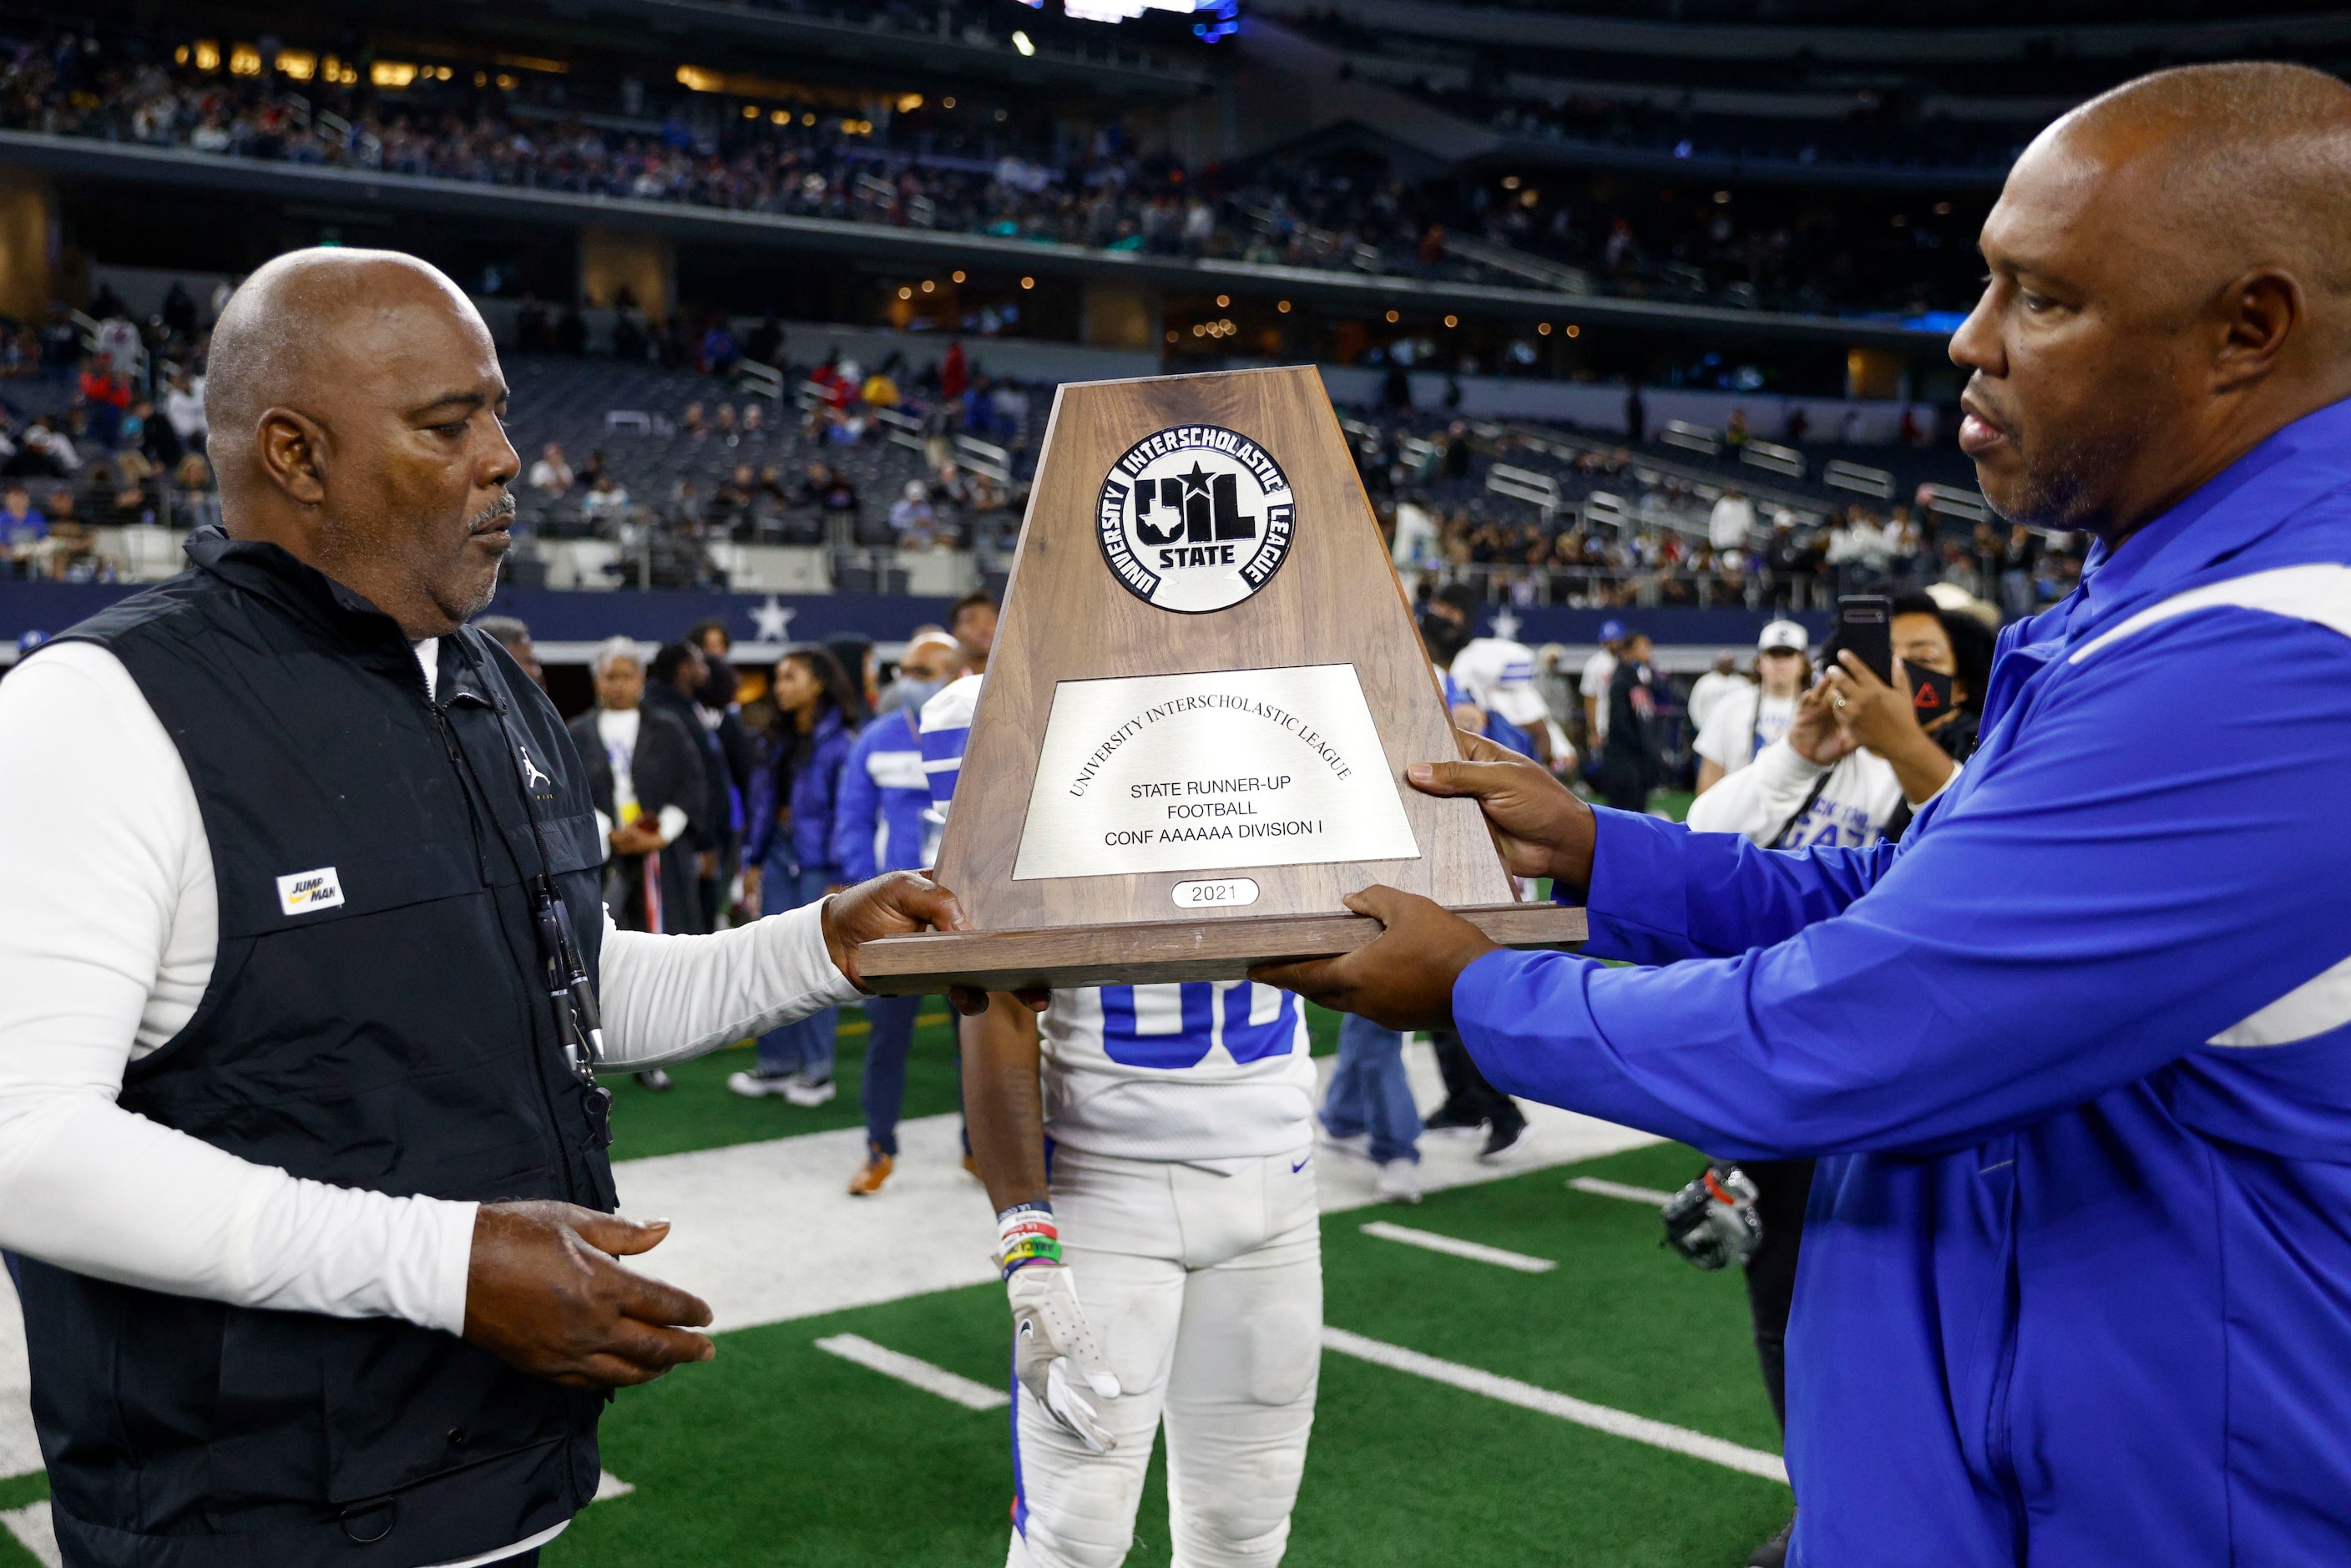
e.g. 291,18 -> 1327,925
814,1333 -> 1010,1412
1322,1328 -> 1787,1485
1567,1176 -> 1676,1206
1,1500 -> 59,1568
0,1043 -> 1660,1487
1359,1221 -> 1556,1274
594,1470 -> 636,1503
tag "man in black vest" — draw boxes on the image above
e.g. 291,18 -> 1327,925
0,249 -> 978,1567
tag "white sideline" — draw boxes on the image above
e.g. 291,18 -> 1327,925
1567,1176 -> 1676,1206
814,1333 -> 1010,1412
1322,1328 -> 1788,1485
1,1501 -> 58,1568
1359,1221 -> 1556,1274
0,1043 -> 1660,1490
594,1470 -> 636,1502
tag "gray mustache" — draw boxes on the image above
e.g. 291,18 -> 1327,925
468,492 -> 518,532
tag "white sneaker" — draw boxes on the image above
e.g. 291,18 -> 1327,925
726,1069 -> 797,1099
783,1075 -> 838,1107
1375,1158 -> 1422,1205
1317,1122 -> 1373,1161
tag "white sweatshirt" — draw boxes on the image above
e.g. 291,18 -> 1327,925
1682,733 -> 1959,850
0,645 -> 858,1358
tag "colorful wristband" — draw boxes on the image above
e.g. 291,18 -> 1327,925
997,1200 -> 1062,1278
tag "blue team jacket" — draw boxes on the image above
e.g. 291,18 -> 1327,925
1454,397 -> 2351,1565
831,706 -> 933,881
744,706 -> 853,878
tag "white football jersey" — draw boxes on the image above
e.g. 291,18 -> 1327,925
919,676 -> 1317,1161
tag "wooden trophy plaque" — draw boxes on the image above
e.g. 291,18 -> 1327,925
859,363 -> 1585,994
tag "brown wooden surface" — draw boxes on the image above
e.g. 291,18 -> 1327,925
859,903 -> 1588,995
938,363 -> 1511,937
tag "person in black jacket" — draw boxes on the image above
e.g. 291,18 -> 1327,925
1596,630 -> 1661,813
0,247 -> 978,1568
569,637 -> 708,939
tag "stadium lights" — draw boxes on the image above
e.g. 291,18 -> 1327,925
1167,330 -> 1180,343
1934,200 -> 1954,215
1502,175 -> 1520,190
898,94 -> 924,112
952,270 -> 967,284
1566,324 -> 1582,338
1277,300 -> 1291,313
372,60 -> 419,88
1538,322 -> 1551,336
898,287 -> 913,301
229,45 -> 263,77
1713,190 -> 1732,204
803,112 -> 817,125
276,51 -> 317,81
191,41 -> 221,71
1013,30 -> 1037,55
1443,314 -> 1459,329
742,104 -> 759,119
771,109 -> 791,124
1216,294 -> 1230,307
1020,276 -> 1035,290
943,96 -> 957,109
921,280 -> 936,293
1384,310 -> 1399,324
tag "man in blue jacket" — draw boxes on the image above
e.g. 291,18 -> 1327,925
832,630 -> 965,1192
1259,63 -> 2351,1565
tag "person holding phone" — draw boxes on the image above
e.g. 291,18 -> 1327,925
1685,594 -> 1990,849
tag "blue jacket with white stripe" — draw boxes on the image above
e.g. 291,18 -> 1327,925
1454,396 -> 2351,1565
832,706 -> 933,882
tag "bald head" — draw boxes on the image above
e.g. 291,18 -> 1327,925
204,248 -> 519,638
1951,63 -> 2351,540
207,250 -> 487,500
2059,62 -> 2351,321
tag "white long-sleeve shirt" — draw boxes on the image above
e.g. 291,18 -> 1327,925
0,641 -> 860,1482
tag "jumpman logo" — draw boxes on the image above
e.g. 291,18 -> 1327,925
518,746 -> 552,790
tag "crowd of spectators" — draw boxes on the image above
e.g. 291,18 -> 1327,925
3,27 -> 1983,318
1363,418 -> 2085,618
0,267 -> 226,579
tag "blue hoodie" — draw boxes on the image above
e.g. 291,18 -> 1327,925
1454,397 -> 2351,1565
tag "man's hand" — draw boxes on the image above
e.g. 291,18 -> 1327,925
1008,1264 -> 1122,1453
819,869 -> 1010,1017
1251,885 -> 1498,1031
609,822 -> 663,857
463,1201 -> 715,1389
1408,728 -> 1598,897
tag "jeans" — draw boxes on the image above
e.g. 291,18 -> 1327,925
1320,1013 -> 1420,1164
755,861 -> 840,1080
860,993 -> 922,1154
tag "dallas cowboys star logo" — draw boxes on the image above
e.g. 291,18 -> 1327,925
748,594 -> 796,642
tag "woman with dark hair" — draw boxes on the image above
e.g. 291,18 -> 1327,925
728,646 -> 862,1105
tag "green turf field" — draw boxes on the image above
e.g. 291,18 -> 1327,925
549,1137 -> 1785,1568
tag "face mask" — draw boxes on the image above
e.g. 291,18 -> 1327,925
1908,666 -> 1956,724
879,674 -> 948,717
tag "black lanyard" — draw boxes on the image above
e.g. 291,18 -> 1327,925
454,637 -> 614,1151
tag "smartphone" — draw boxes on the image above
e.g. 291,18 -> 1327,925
1837,595 -> 1894,685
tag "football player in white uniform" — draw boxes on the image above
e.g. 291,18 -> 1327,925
920,675 -> 1323,1568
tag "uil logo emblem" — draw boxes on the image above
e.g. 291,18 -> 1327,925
1096,424 -> 1295,614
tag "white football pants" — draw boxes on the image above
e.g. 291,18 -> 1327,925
1006,1145 -> 1322,1568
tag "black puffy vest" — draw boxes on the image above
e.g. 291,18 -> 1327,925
22,530 -> 617,1567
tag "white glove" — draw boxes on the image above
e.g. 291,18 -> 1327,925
1007,1263 -> 1122,1452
